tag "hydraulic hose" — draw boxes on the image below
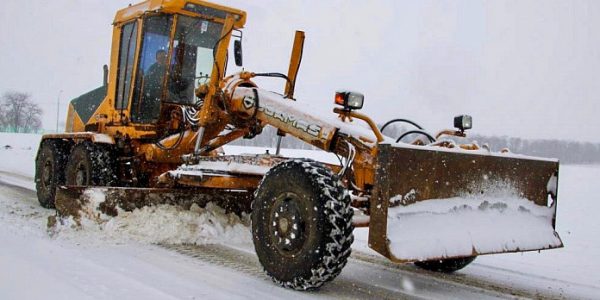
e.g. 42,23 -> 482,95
396,130 -> 436,144
380,118 -> 424,133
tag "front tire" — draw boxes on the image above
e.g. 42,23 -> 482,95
414,256 -> 477,273
35,141 -> 69,208
252,159 -> 354,290
65,142 -> 116,187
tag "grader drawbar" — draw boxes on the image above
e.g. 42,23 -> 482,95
38,0 -> 562,291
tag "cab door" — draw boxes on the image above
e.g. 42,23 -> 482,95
114,21 -> 139,122
130,15 -> 174,124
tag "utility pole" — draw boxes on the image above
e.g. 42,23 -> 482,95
56,90 -> 63,133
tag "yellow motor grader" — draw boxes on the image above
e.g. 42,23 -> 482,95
35,0 -> 563,290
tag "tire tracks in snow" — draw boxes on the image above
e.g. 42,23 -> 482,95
162,243 -> 413,300
0,171 -> 36,195
349,251 -> 563,300
161,243 -> 518,299
0,177 -> 578,299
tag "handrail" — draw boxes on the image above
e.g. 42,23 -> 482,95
333,108 -> 384,143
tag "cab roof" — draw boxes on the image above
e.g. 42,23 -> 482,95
114,0 -> 247,28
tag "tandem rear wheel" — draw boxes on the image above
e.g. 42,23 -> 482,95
35,140 -> 69,208
65,142 -> 117,187
35,140 -> 117,208
251,159 -> 354,290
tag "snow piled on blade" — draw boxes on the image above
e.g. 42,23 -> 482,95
387,186 -> 562,261
50,189 -> 252,246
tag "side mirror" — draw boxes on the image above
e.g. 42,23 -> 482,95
234,40 -> 243,67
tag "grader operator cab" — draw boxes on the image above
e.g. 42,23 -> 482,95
35,0 -> 563,291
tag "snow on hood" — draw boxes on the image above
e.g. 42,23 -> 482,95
50,189 -> 252,246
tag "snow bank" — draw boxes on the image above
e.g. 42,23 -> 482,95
0,133 -> 41,179
387,193 -> 562,261
51,189 -> 252,246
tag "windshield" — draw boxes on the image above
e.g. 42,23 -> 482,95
167,15 -> 224,105
130,15 -> 223,123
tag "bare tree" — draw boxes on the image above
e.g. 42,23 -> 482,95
0,102 -> 5,129
22,101 -> 43,132
0,91 -> 43,133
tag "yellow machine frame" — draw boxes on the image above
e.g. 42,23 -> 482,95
40,0 -> 561,278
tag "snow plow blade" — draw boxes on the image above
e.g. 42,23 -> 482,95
53,186 -> 252,222
369,144 -> 563,263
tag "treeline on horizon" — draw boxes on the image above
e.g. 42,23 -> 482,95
467,134 -> 599,164
232,125 -> 600,164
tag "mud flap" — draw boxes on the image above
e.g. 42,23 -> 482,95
368,144 -> 563,263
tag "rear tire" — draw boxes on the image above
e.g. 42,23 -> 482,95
65,142 -> 116,187
252,159 -> 354,290
35,141 -> 69,208
414,256 -> 477,273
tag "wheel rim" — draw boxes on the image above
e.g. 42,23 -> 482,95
74,162 -> 88,186
42,159 -> 53,189
270,192 -> 307,255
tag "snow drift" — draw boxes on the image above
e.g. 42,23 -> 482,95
50,189 -> 252,246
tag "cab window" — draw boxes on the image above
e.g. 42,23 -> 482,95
115,21 -> 138,110
167,15 -> 223,105
131,15 -> 173,123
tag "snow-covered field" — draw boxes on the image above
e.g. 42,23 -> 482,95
0,132 -> 599,299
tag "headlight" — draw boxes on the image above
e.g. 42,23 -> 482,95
454,115 -> 473,131
335,91 -> 364,110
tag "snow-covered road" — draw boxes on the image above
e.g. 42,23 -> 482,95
0,181 -> 337,300
1,133 -> 599,299
0,179 -> 506,299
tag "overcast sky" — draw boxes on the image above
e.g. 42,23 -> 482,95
1,0 -> 599,142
